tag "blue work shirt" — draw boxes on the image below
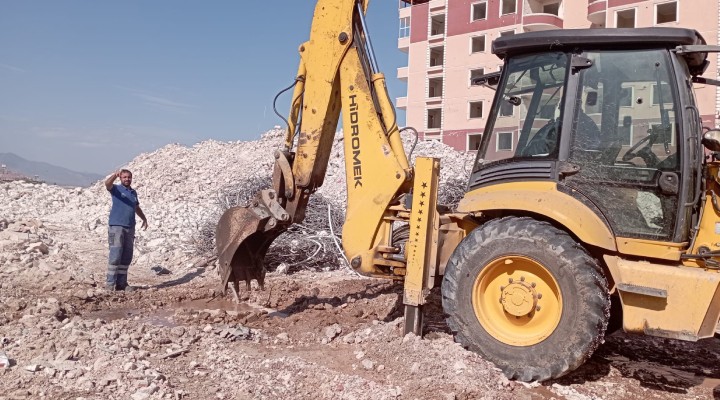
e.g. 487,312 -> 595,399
109,184 -> 139,228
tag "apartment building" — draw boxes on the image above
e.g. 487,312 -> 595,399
397,0 -> 720,151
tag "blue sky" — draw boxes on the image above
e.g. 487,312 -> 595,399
0,1 -> 407,174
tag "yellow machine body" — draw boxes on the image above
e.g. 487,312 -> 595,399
215,0 -> 720,382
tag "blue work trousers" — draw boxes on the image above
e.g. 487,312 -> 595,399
107,225 -> 135,289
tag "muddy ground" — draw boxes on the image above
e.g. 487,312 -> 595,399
2,225 -> 720,400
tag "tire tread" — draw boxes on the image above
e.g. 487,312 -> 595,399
441,217 -> 610,382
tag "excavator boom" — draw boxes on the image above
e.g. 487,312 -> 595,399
216,0 -> 423,297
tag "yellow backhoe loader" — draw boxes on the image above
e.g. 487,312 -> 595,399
216,0 -> 720,382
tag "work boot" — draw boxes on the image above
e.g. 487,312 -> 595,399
104,284 -> 116,292
117,285 -> 136,292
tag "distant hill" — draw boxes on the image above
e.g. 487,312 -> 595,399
0,153 -> 103,187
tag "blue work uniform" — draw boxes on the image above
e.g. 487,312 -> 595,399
107,184 -> 139,289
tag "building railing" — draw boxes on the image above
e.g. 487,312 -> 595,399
399,0 -> 430,8
522,13 -> 564,30
587,0 -> 607,15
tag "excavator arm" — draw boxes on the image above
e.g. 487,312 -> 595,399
216,0 -> 466,333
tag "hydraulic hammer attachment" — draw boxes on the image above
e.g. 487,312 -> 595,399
216,189 -> 289,294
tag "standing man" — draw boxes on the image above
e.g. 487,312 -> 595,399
104,169 -> 148,291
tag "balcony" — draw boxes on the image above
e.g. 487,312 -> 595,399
428,0 -> 446,11
396,96 -> 408,110
397,66 -> 408,82
398,37 -> 410,53
587,0 -> 606,26
399,0 -> 430,8
522,13 -> 563,31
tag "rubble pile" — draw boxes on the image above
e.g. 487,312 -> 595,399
0,218 -> 84,292
1,128 -> 474,273
1,120 -> 719,398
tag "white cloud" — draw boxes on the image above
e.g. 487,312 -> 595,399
0,63 -> 26,73
36,128 -> 74,139
116,86 -> 196,112
75,141 -> 107,148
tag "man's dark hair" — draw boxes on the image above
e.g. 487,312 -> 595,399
119,169 -> 132,176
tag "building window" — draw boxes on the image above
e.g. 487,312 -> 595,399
616,9 -> 635,28
471,35 -> 486,53
472,1 -> 487,21
470,68 -> 485,85
430,14 -> 445,36
468,133 -> 483,151
585,84 -> 604,114
428,77 -> 443,98
399,17 -> 410,39
656,1 -> 678,24
429,46 -> 444,67
543,2 -> 560,16
497,131 -> 513,151
501,0 -> 517,16
427,108 -> 442,129
652,82 -> 672,105
469,101 -> 483,119
499,99 -> 514,117
500,29 -> 515,37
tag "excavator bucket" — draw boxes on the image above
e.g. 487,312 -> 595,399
216,203 -> 285,294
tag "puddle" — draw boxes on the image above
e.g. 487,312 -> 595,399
82,298 -> 286,327
177,298 -> 255,313
177,298 -> 288,318
700,376 -> 720,390
83,308 -> 177,327
84,308 -> 142,322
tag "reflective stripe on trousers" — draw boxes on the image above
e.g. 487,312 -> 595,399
107,225 -> 135,287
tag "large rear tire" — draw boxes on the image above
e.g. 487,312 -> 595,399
441,217 -> 609,382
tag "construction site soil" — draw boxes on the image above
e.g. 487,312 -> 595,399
2,130 -> 720,399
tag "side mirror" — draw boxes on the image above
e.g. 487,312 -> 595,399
586,91 -> 598,107
702,129 -> 720,152
471,71 -> 501,89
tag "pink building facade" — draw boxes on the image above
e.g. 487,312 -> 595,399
397,0 -> 720,151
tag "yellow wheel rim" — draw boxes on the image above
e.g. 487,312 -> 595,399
472,255 -> 562,346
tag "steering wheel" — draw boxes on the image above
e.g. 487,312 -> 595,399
622,134 -> 659,167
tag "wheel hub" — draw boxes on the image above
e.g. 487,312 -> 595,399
501,281 -> 537,316
472,255 -> 562,346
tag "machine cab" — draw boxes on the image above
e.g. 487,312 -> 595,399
470,28 -> 708,245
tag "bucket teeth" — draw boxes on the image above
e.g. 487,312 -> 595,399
216,204 -> 284,295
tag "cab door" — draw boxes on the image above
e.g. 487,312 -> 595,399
562,50 -> 682,241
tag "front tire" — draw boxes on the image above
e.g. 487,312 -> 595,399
441,217 -> 609,381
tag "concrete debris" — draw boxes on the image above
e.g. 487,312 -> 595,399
0,127 -> 701,399
361,359 -> 375,370
275,262 -> 289,275
0,351 -> 10,368
150,265 -> 172,275
24,364 -> 42,372
159,348 -> 190,359
0,128 -> 472,275
324,323 -> 342,341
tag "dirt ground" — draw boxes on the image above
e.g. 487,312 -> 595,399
2,226 -> 720,400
